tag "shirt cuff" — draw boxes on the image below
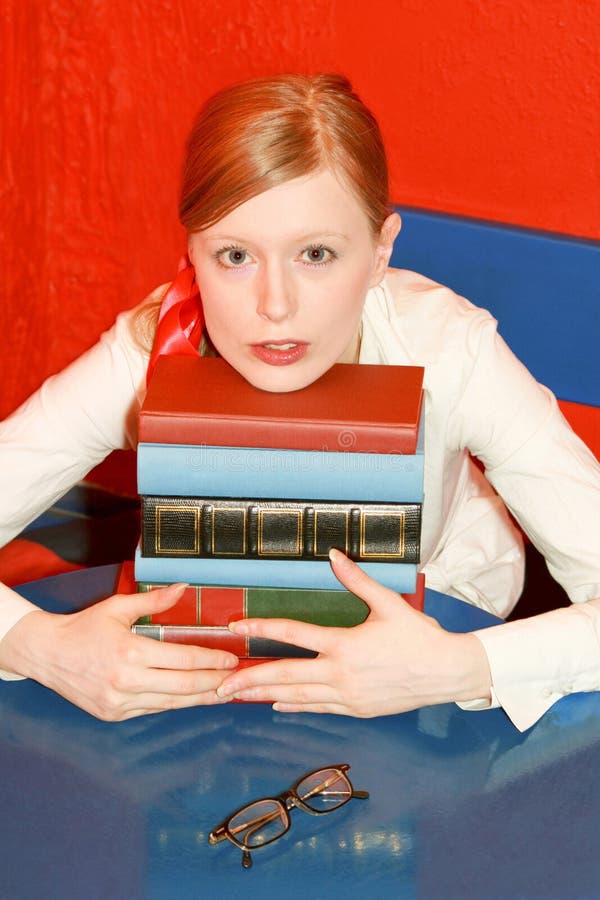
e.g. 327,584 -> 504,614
0,582 -> 39,680
458,604 -> 600,731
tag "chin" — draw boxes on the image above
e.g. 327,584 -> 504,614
241,361 -> 333,394
244,372 -> 320,394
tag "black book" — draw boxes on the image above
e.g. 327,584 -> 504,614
141,496 -> 421,564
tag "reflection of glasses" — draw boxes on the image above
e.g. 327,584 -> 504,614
208,763 -> 369,869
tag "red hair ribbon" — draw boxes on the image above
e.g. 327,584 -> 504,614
146,255 -> 205,386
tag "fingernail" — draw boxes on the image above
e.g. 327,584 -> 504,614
228,620 -> 249,635
168,582 -> 189,594
216,683 -> 237,698
329,548 -> 350,567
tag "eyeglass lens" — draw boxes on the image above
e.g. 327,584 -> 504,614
296,767 -> 352,812
229,799 -> 289,849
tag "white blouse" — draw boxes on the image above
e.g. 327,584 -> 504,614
1,269 -> 599,730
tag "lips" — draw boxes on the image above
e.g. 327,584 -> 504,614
250,340 -> 309,366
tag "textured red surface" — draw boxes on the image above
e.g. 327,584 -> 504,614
139,356 -> 423,452
2,0 -> 599,422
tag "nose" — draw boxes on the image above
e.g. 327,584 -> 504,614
255,261 -> 297,323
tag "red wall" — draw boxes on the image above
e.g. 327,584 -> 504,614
2,0 -> 599,420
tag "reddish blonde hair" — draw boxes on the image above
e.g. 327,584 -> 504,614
135,74 -> 390,350
180,73 -> 391,236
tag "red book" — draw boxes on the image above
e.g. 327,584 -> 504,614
117,562 -> 425,625
139,356 -> 424,454
118,563 -> 425,703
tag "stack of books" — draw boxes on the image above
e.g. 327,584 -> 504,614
129,355 -> 426,663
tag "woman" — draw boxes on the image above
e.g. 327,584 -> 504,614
1,74 -> 598,729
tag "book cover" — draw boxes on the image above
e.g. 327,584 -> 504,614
117,562 -> 425,623
134,546 -> 418,593
141,495 -> 421,563
131,624 -> 317,658
139,356 -> 424,454
137,415 -> 424,501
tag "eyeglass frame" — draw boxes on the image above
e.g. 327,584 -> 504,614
208,762 -> 369,869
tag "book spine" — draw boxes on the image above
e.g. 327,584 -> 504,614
141,496 -> 421,563
136,584 -> 370,627
118,561 -> 424,622
131,624 -> 316,658
137,435 -> 424,502
135,574 -> 425,624
134,547 -> 418,593
139,415 -> 421,454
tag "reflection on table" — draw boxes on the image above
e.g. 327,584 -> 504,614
1,565 -> 599,900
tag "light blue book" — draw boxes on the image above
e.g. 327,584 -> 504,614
134,547 -> 418,593
137,418 -> 424,501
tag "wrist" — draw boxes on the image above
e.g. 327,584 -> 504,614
447,632 -> 493,704
0,609 -> 58,681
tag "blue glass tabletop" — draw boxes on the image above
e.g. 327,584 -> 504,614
2,565 -> 599,900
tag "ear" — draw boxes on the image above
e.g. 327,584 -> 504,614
369,213 -> 402,287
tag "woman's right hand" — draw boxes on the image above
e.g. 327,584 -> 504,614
0,584 -> 238,720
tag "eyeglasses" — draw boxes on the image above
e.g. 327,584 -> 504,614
208,763 -> 369,869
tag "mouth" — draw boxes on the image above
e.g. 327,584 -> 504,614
250,340 -> 309,366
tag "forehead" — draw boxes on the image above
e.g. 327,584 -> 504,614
201,169 -> 371,240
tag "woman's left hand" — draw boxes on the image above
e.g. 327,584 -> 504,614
217,549 -> 492,716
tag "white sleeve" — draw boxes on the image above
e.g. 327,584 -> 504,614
458,602 -> 600,731
453,317 -> 600,729
0,305 -> 149,547
0,302 -> 150,679
455,317 -> 600,602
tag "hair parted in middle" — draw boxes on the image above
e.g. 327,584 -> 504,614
179,72 -> 391,238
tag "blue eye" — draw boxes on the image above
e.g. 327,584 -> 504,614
225,248 -> 247,265
215,246 -> 250,268
300,244 -> 337,265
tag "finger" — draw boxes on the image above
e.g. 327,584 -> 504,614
217,656 -> 327,699
231,681 -> 337,705
124,664 -> 236,697
133,633 -> 238,672
112,583 -> 190,625
328,548 -> 407,616
272,701 -> 350,715
115,689 -> 233,720
227,616 -> 336,655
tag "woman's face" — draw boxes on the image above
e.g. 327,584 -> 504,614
188,169 -> 399,393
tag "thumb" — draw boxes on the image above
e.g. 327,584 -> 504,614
112,583 -> 188,625
328,549 -> 409,619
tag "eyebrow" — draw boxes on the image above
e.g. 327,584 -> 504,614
203,231 -> 350,244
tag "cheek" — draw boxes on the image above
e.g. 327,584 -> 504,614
327,267 -> 373,316
197,279 -> 245,331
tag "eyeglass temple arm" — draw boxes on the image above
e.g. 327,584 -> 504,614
208,823 -> 228,845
